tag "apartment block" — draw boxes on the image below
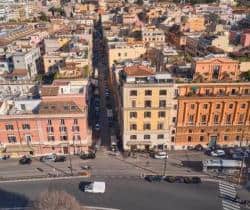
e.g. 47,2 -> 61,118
0,80 -> 91,157
115,65 -> 177,151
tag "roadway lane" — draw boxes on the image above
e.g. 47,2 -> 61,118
0,177 -> 221,210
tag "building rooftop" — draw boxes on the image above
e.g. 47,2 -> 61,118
38,101 -> 82,115
40,86 -> 59,97
123,65 -> 154,77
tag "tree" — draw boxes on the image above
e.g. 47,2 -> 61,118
240,70 -> 250,81
39,12 -> 50,22
31,190 -> 84,210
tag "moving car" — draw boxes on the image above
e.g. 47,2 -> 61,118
19,156 -> 32,165
210,149 -> 225,157
154,151 -> 168,159
84,181 -> 106,193
95,123 -> 100,131
54,155 -> 66,162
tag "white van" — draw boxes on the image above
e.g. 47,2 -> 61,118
84,181 -> 106,193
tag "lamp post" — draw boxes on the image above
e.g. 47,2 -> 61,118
68,143 -> 73,176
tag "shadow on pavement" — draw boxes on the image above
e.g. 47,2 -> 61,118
0,188 -> 30,208
181,161 -> 203,172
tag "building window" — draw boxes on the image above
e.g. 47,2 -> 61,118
191,104 -> 195,109
159,100 -> 166,108
21,104 -> 26,111
130,112 -> 137,119
130,135 -> 137,140
244,89 -> 250,95
188,115 -> 194,124
188,136 -> 192,142
171,137 -> 175,142
145,90 -> 152,96
174,104 -> 178,110
231,89 -> 236,95
73,119 -> 78,124
60,119 -> 65,125
203,104 -> 208,109
48,136 -> 55,141
130,124 -> 137,130
5,124 -> 14,130
226,114 -> 232,124
25,135 -> 32,143
144,135 -> 150,139
157,123 -> 164,130
144,112 -> 151,118
131,100 -> 136,108
214,115 -> 219,124
172,130 -> 175,134
159,90 -> 167,95
229,104 -> 233,109
236,136 -> 240,141
216,104 -> 221,109
118,53 -> 121,57
188,129 -> 192,133
143,123 -> 151,130
130,90 -> 137,96
200,136 -> 204,142
60,136 -> 68,141
201,129 -> 204,133
144,100 -> 151,108
172,117 -> 176,123
22,124 -> 30,130
224,136 -> 228,141
238,114 -> 244,124
47,127 -> 54,133
158,111 -> 165,118
59,126 -> 67,132
201,115 -> 207,124
72,126 -> 80,132
241,104 -> 246,109
48,120 -> 52,125
157,134 -> 164,139
8,135 -> 16,143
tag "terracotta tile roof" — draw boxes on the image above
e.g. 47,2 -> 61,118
3,69 -> 28,78
195,57 -> 239,64
124,65 -> 154,76
41,86 -> 59,96
38,101 -> 82,114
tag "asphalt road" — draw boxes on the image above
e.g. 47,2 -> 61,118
0,177 -> 221,210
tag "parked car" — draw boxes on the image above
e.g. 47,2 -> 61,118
54,155 -> 66,162
164,176 -> 176,183
144,175 -> 163,182
80,152 -> 96,160
40,154 -> 56,162
194,144 -> 203,151
210,149 -> 225,157
19,156 -> 32,165
0,155 -> 10,160
154,151 -> 168,159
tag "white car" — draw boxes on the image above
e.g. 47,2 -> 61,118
154,151 -> 168,159
210,150 -> 225,157
84,181 -> 105,193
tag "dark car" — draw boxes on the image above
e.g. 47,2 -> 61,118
164,176 -> 176,183
54,156 -> 66,162
19,156 -> 32,165
80,152 -> 96,160
144,175 -> 163,182
194,144 -> 203,151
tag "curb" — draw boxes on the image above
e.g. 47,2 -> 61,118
0,175 -> 89,183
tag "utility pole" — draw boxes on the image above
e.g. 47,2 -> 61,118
68,144 -> 73,176
162,156 -> 168,176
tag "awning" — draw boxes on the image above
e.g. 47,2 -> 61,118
5,145 -> 34,153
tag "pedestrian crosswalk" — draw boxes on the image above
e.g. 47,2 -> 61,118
219,181 -> 241,210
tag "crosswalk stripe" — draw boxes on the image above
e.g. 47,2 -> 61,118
222,200 -> 240,210
219,188 -> 236,196
219,184 -> 236,191
219,182 -> 236,189
219,186 -> 236,194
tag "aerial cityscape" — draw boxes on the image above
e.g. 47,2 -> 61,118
0,0 -> 250,209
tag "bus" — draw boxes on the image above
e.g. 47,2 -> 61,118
203,159 -> 246,174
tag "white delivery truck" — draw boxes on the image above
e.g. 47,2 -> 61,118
84,181 -> 106,193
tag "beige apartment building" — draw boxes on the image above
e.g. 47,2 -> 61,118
115,65 -> 177,151
108,41 -> 147,67
142,26 -> 165,46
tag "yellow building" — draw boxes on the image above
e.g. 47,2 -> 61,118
43,52 -> 65,73
212,31 -> 235,52
115,65 -> 177,151
181,15 -> 205,32
108,41 -> 147,67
